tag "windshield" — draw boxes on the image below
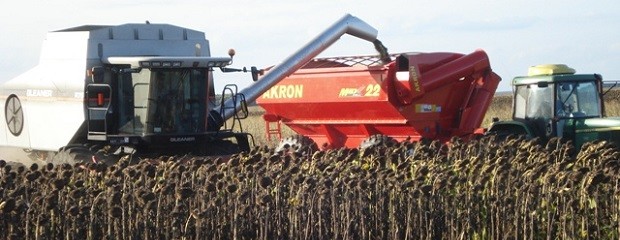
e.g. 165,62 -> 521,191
117,68 -> 208,135
514,84 -> 554,119
147,69 -> 208,134
556,81 -> 601,118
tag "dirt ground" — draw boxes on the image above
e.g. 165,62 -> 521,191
0,147 -> 39,166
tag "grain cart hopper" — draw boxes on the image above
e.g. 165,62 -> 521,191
487,64 -> 620,150
0,14 -> 383,162
257,49 -> 501,150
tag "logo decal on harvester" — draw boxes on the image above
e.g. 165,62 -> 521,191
415,104 -> 441,113
26,89 -> 53,97
339,86 -> 364,97
339,84 -> 380,97
170,137 -> 196,142
409,66 -> 421,93
262,85 -> 304,99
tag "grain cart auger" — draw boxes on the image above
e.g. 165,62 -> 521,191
0,14 -> 383,163
210,14 -> 386,129
257,50 -> 502,151
487,64 -> 620,150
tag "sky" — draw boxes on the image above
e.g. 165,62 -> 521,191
1,0 -> 619,93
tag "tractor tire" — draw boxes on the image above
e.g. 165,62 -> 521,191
276,135 -> 318,155
359,134 -> 396,149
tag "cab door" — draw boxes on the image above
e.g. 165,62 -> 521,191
86,84 -> 112,140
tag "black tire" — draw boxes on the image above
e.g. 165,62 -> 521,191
276,135 -> 318,154
52,144 -> 119,165
51,145 -> 93,165
359,134 -> 396,149
205,140 -> 242,155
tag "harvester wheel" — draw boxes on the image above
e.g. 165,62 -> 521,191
276,135 -> 318,155
359,134 -> 396,149
205,140 -> 242,155
51,144 -> 119,165
51,145 -> 93,165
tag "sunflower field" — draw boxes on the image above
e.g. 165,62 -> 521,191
1,134 -> 620,239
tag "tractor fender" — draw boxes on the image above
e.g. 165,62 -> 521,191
486,120 -> 535,139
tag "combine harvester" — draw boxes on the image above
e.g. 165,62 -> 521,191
0,14 -> 387,162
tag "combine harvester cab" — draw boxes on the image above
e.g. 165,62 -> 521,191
257,50 -> 501,150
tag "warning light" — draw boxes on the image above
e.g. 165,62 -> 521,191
97,93 -> 104,106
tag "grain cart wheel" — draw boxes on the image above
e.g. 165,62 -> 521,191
359,134 -> 397,149
276,135 -> 318,155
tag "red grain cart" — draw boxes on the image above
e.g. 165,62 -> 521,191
256,50 -> 501,150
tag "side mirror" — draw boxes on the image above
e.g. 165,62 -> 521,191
250,66 -> 264,82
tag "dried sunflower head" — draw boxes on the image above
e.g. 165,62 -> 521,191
259,176 -> 273,189
108,206 -> 123,219
226,184 -> 238,194
176,187 -> 195,200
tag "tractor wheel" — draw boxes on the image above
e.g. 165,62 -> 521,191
276,135 -> 318,155
359,134 -> 396,149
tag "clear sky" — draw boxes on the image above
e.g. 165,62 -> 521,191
1,0 -> 619,92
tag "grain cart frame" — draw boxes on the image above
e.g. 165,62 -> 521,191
487,64 -> 620,149
0,14 -> 383,162
257,49 -> 502,150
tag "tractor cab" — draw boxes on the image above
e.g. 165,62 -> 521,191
489,64 -> 620,149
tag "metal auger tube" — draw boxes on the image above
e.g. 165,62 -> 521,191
212,14 -> 379,127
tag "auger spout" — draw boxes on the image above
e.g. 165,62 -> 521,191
209,14 -> 381,129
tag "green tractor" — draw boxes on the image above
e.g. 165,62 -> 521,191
488,64 -> 620,149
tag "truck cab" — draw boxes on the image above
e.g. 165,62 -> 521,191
488,64 -> 620,149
